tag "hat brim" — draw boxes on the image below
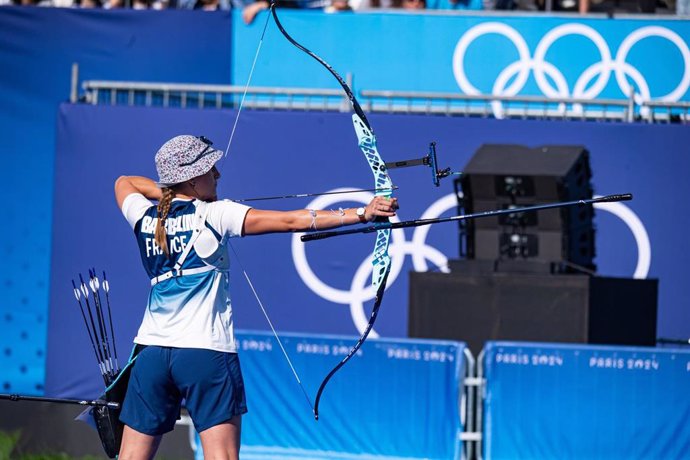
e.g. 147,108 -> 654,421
156,148 -> 224,188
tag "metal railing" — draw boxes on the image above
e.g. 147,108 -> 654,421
361,89 -> 635,121
81,80 -> 349,112
461,348 -> 482,460
79,79 -> 689,124
643,100 -> 690,123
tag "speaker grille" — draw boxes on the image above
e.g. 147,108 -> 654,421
459,144 -> 595,272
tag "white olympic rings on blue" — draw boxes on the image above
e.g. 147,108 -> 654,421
453,23 -> 690,117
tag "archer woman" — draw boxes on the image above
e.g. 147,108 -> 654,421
113,134 -> 398,460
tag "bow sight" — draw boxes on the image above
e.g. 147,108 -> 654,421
384,142 -> 459,187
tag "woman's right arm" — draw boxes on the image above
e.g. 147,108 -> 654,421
115,176 -> 162,209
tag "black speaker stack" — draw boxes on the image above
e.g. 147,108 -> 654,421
409,144 -> 657,353
458,144 -> 595,273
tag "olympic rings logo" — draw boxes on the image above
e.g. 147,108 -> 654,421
291,189 -> 651,336
452,23 -> 690,117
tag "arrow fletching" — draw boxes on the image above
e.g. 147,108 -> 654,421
71,280 -> 81,301
79,274 -> 89,298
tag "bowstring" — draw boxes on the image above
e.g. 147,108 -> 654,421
229,243 -> 315,413
221,7 -> 314,414
223,8 -> 273,160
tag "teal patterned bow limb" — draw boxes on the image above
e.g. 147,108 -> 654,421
270,4 -> 394,419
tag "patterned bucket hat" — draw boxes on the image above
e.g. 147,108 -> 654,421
155,135 -> 223,187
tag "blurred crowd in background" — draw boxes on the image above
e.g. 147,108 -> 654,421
0,0 -> 428,11
0,0 -> 680,27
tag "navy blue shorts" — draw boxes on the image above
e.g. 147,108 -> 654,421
120,346 -> 247,436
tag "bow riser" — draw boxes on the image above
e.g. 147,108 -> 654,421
352,113 -> 393,289
353,116 -> 391,194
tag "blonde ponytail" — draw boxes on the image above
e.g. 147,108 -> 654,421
155,187 -> 175,257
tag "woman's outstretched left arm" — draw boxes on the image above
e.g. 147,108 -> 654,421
242,196 -> 398,235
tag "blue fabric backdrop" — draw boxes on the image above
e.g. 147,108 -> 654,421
0,7 -> 232,395
46,103 -> 689,400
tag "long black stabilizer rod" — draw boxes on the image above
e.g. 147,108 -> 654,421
0,393 -> 119,409
301,194 -> 632,242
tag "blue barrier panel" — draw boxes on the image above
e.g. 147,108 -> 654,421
215,331 -> 465,459
482,342 -> 690,460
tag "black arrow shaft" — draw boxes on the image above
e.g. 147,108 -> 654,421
103,272 -> 119,372
80,280 -> 106,366
231,186 -> 397,203
91,279 -> 110,366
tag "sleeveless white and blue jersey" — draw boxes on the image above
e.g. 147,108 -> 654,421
122,193 -> 250,353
